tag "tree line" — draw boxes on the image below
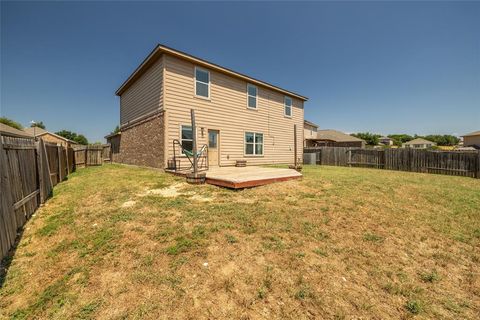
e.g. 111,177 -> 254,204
0,117 -> 89,145
351,132 -> 460,146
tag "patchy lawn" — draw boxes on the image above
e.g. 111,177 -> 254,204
1,164 -> 479,319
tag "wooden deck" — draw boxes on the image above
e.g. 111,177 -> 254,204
167,166 -> 302,189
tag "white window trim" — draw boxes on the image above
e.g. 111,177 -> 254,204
180,124 -> 194,156
244,131 -> 264,157
284,96 -> 292,118
194,66 -> 210,99
246,83 -> 257,110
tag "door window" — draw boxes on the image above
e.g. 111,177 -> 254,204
208,131 -> 217,148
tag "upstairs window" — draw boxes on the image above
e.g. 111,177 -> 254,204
245,132 -> 263,156
181,125 -> 193,154
195,67 -> 210,98
284,96 -> 292,117
247,84 -> 257,109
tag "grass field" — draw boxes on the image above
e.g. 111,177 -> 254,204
1,164 -> 479,319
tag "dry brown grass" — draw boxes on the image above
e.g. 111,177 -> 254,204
1,164 -> 479,319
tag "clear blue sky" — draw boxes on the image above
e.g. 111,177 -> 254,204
2,1 -> 479,142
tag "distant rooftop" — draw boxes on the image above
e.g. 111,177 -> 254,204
23,127 -> 78,144
0,123 -> 33,138
315,129 -> 364,143
404,138 -> 436,145
304,120 -> 319,128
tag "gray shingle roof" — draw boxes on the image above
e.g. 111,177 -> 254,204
314,129 -> 364,142
403,138 -> 436,145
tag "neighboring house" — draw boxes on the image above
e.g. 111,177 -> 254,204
402,138 -> 436,149
305,127 -> 365,148
303,120 -> 319,146
378,136 -> 394,146
113,44 -> 308,169
461,131 -> 480,149
23,127 -> 78,147
0,123 -> 34,138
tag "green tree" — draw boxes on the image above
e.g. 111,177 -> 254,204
111,125 -> 120,135
75,134 -> 89,145
55,130 -> 89,145
424,134 -> 459,146
0,117 -> 23,130
351,132 -> 381,146
30,121 -> 46,129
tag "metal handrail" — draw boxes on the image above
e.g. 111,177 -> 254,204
172,139 -> 208,172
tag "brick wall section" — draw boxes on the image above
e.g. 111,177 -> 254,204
118,112 -> 165,168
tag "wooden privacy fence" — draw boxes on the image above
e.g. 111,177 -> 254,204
73,144 -> 111,167
304,147 -> 480,178
1,136 -> 113,260
1,135 -> 63,260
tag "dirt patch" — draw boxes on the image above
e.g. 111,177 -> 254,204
142,183 -> 186,197
190,194 -> 213,202
139,183 -> 215,202
121,200 -> 136,208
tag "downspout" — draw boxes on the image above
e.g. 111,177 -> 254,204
267,94 -> 275,162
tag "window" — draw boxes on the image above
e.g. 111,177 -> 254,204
245,132 -> 263,155
284,96 -> 292,117
247,84 -> 257,109
208,131 -> 217,148
181,125 -> 193,154
195,67 -> 210,98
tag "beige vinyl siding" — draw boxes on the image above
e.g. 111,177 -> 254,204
304,124 -> 317,140
164,54 -> 304,167
120,55 -> 164,125
464,135 -> 480,147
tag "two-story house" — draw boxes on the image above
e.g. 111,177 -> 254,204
111,44 -> 308,169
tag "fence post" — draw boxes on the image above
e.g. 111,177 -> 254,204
35,141 -> 44,203
65,146 -> 70,175
85,147 -> 88,167
43,140 -> 53,189
477,151 -> 480,179
57,145 -> 62,182
348,148 -> 352,167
